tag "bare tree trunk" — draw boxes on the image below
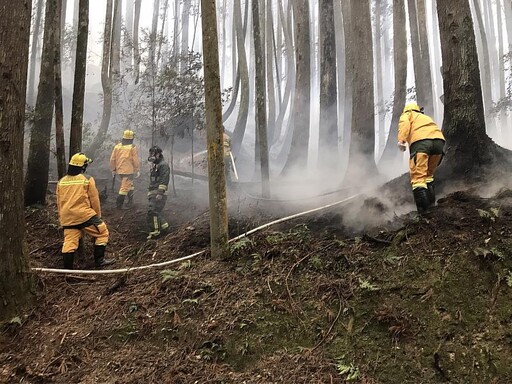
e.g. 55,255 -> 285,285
69,0 -> 89,157
471,0 -> 494,120
222,0 -> 249,123
344,0 -> 378,180
265,0 -> 276,144
200,0 -> 229,258
28,0 -> 44,106
416,0 -> 434,115
318,0 -> 339,170
436,0 -> 509,179
25,0 -> 58,206
181,0 -> 191,58
373,0 -> 385,156
0,0 -> 35,323
133,0 -> 142,83
496,0 -> 506,102
111,0 -> 122,76
340,0 -> 353,156
407,0 -> 427,110
379,0 -> 407,169
282,0 -> 311,174
86,0 -> 113,158
54,0 -> 66,178
231,0 -> 250,156
253,0 -> 270,196
157,0 -> 169,68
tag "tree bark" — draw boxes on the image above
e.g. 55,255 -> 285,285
28,0 -> 44,106
318,0 -> 339,170
200,0 -> 229,258
436,0 -> 510,179
0,0 -> 35,323
133,0 -> 142,83
69,0 -> 89,158
416,0 -> 434,115
282,0 -> 311,174
231,0 -> 250,156
252,0 -> 270,197
373,0 -> 385,157
24,0 -> 58,206
344,0 -> 378,180
379,0 -> 408,170
54,0 -> 66,178
265,0 -> 276,145
86,0 -> 113,158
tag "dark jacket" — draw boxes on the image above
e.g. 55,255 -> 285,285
148,159 -> 170,195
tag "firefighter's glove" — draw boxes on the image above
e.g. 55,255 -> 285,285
397,141 -> 407,152
155,194 -> 163,201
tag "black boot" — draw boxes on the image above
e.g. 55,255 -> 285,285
62,252 -> 75,269
427,182 -> 435,206
413,187 -> 430,214
116,195 -> 125,209
94,245 -> 115,267
126,190 -> 134,208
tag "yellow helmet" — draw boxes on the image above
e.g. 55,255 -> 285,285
69,153 -> 92,167
123,130 -> 135,139
403,102 -> 422,114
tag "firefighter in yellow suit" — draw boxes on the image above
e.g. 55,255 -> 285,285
398,102 -> 445,214
110,130 -> 140,209
56,153 -> 115,269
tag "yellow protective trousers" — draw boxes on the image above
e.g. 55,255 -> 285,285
119,175 -> 134,196
409,153 -> 443,189
408,138 -> 445,189
62,220 -> 109,253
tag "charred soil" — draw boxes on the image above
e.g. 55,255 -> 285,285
2,179 -> 512,383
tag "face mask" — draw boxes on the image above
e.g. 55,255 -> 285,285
148,156 -> 156,162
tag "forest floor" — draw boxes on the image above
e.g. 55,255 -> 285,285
2,174 -> 512,383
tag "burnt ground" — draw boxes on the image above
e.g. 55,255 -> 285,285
2,176 -> 512,383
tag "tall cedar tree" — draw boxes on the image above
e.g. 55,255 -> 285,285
69,0 -> 89,157
24,0 -> 58,206
436,0 -> 512,179
344,0 -> 378,181
318,0 -> 339,170
253,0 -> 270,197
200,0 -> 229,258
282,0 -> 311,175
0,0 -> 35,322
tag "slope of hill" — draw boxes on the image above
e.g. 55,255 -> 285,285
2,181 -> 512,383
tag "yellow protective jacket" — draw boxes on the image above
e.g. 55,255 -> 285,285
110,143 -> 140,175
56,174 -> 102,226
398,111 -> 445,145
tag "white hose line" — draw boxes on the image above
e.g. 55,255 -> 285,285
31,193 -> 362,275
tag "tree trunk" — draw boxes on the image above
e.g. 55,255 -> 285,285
181,0 -> 191,59
54,0 -> 66,178
86,0 -> 113,158
24,0 -> 58,206
282,0 -> 311,174
253,0 -> 270,197
318,0 -> 339,170
200,0 -> 229,258
470,0 -> 494,133
133,0 -> 142,83
111,0 -> 121,77
340,0 -> 353,157
265,0 -> 276,145
344,0 -> 378,180
28,0 -> 44,106
69,0 -> 89,157
0,0 -> 35,323
436,0 -> 510,179
379,0 -> 408,170
373,0 -> 385,157
231,0 -> 250,156
416,0 -> 434,115
222,0 -> 249,124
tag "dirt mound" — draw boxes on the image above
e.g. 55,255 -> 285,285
3,186 -> 512,383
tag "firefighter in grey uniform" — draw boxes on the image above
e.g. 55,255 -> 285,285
146,146 -> 170,239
